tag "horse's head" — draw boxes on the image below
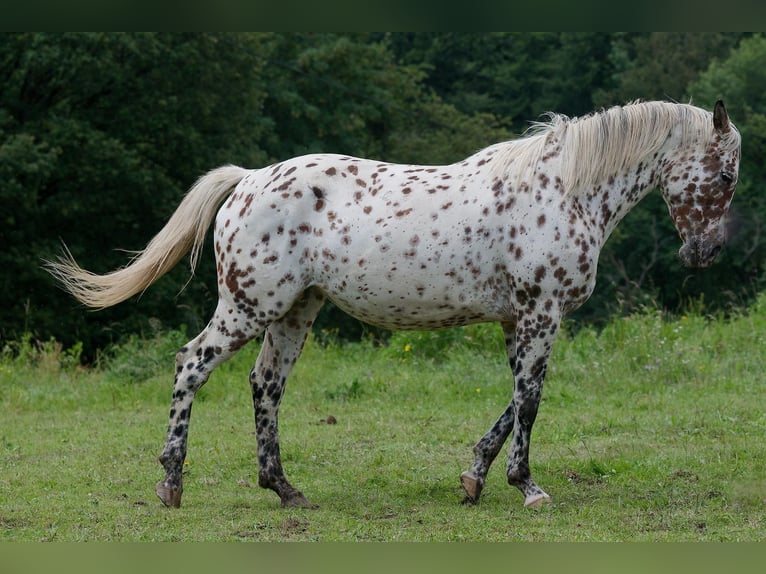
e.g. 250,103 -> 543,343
659,100 -> 741,269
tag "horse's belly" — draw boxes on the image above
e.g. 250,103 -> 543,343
315,259 -> 503,330
326,294 -> 496,330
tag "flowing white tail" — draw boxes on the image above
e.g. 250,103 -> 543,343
45,165 -> 248,309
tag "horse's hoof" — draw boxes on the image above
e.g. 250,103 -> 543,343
460,471 -> 484,504
279,488 -> 319,508
280,490 -> 318,509
524,491 -> 550,508
156,481 -> 183,508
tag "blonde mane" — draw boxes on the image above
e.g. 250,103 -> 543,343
489,101 -> 741,193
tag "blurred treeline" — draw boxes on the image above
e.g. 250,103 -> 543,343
2,32 -> 765,358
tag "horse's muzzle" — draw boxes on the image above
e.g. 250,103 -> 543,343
679,237 -> 723,268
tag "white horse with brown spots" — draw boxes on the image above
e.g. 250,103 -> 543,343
47,100 -> 741,509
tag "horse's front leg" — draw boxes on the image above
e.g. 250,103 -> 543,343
461,322 -> 517,504
505,313 -> 559,507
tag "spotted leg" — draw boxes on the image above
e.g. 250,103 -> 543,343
461,322 -> 517,504
156,301 -> 262,508
505,312 -> 559,507
250,288 -> 326,508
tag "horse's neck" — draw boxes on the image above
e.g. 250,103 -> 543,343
579,155 -> 663,246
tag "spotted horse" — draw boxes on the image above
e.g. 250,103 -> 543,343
47,100 -> 741,509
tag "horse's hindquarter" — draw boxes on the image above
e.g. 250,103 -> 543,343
216,154 -> 593,330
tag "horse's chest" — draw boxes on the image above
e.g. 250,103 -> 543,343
498,209 -> 599,314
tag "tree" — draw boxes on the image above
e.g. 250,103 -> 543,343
385,33 -> 615,130
0,33 -> 273,354
593,33 -> 744,106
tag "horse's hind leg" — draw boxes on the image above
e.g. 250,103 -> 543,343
156,301 -> 263,508
249,288 -> 326,508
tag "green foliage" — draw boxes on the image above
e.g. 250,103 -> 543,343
101,326 -> 189,384
1,333 -> 82,373
324,378 -> 365,402
385,33 -> 615,130
384,323 -> 505,362
0,33 -> 273,356
593,33 -> 743,105
1,32 -> 764,355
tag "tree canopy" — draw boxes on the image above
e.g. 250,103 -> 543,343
1,32 -> 761,357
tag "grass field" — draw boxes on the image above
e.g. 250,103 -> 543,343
1,300 -> 765,541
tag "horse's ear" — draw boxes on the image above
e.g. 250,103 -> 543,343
714,100 -> 731,133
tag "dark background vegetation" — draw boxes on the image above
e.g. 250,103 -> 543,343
2,33 -> 765,359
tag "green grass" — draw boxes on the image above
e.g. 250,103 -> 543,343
1,300 -> 765,541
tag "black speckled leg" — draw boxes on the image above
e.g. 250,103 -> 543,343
505,312 -> 559,507
250,289 -> 326,508
156,301 -> 262,508
461,322 -> 516,504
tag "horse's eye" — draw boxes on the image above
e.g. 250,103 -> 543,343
721,170 -> 734,184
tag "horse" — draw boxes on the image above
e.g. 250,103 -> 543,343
46,100 -> 741,509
